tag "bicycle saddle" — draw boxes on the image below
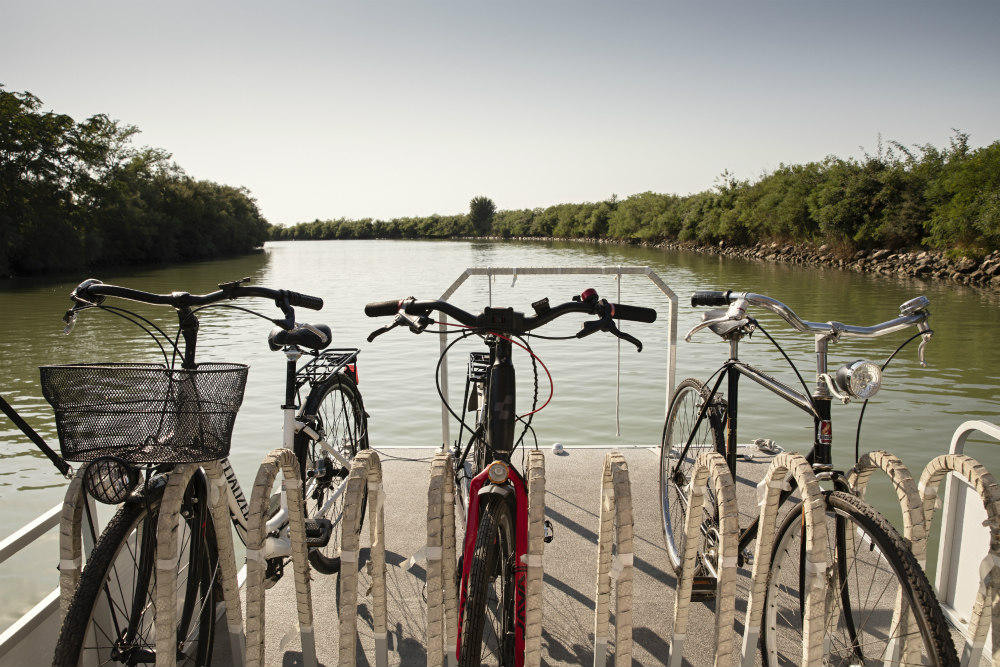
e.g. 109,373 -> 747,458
268,323 -> 332,351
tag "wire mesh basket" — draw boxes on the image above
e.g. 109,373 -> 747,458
40,363 -> 249,464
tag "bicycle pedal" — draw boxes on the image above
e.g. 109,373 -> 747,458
304,518 -> 333,548
691,575 -> 717,599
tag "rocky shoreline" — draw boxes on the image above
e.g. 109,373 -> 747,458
656,240 -> 1000,289
483,236 -> 1000,289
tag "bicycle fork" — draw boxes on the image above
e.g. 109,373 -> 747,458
456,466 -> 529,667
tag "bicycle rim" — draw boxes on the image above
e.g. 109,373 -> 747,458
299,374 -> 368,574
53,481 -> 217,667
459,498 -> 516,666
762,491 -> 958,666
660,378 -> 725,574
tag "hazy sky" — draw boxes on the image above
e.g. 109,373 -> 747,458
5,1 -> 999,226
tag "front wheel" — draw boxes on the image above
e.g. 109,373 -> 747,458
53,475 -> 218,667
659,378 -> 726,575
298,373 -> 369,574
459,497 -> 516,667
762,491 -> 958,666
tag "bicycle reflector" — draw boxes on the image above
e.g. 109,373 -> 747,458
84,456 -> 140,505
487,461 -> 510,485
835,360 -> 883,400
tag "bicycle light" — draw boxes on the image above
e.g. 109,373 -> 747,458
835,360 -> 882,400
487,461 -> 510,485
84,456 -> 140,505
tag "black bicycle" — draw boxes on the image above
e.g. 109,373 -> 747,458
660,289 -> 956,666
365,288 -> 656,666
47,278 -> 367,667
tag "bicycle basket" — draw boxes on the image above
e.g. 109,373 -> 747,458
39,363 -> 249,464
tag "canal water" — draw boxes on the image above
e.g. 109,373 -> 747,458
1,238 -> 997,629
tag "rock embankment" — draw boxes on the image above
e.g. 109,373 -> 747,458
663,241 -> 1000,289
477,236 -> 999,289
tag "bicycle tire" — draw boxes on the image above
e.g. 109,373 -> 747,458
659,377 -> 726,574
459,497 -> 516,667
298,373 -> 369,575
762,490 -> 958,666
53,477 -> 218,667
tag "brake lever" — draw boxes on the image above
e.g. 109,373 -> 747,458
365,321 -> 396,342
576,316 -> 643,352
607,320 -> 643,352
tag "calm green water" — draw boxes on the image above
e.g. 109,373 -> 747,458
1,239 -> 998,628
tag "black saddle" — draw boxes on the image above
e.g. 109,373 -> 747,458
268,323 -> 332,351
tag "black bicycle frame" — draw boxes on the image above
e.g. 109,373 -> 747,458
674,357 -> 843,556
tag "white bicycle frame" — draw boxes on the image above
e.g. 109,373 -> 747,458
212,347 -> 357,560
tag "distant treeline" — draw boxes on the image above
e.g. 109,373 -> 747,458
1,87 -> 269,277
274,133 -> 1000,257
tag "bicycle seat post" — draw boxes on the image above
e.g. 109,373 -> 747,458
283,346 -> 302,449
811,334 -> 834,472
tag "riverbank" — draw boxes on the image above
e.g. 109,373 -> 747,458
485,237 -> 1000,289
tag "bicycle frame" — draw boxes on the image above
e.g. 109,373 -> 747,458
673,329 -> 851,562
455,335 -> 530,667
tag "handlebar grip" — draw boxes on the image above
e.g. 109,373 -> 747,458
286,291 -> 324,310
611,303 -> 657,323
365,299 -> 403,317
691,290 -> 732,307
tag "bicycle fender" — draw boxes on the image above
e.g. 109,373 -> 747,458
477,482 -> 515,502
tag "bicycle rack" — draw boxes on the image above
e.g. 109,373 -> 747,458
338,449 -> 388,667
849,450 -> 927,561
426,452 -> 458,667
524,449 -> 546,667
848,449 -> 927,665
57,470 -> 87,621
669,452 -> 737,667
244,449 -> 313,667
919,444 -> 1000,667
594,451 -> 634,667
157,461 -> 246,667
740,452 -> 826,667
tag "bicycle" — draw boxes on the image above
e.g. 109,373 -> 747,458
364,288 -> 657,666
660,289 -> 956,666
46,277 -> 368,667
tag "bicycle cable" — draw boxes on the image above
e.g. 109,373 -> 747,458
854,328 -> 934,462
77,304 -> 173,366
754,320 -> 812,399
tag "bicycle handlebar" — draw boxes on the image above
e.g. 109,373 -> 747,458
364,290 -> 656,349
688,289 -> 931,340
70,278 -> 324,312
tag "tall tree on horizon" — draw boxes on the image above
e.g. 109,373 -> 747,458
469,195 -> 496,236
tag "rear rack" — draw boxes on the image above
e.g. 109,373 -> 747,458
299,348 -> 360,387
467,352 -> 491,383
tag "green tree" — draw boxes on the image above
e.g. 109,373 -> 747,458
468,196 -> 496,236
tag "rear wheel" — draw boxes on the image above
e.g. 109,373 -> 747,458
459,497 -> 516,667
298,373 -> 368,574
762,491 -> 958,666
659,378 -> 726,575
53,475 -> 218,667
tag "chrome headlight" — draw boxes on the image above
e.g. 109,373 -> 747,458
486,460 -> 510,485
835,360 -> 882,400
84,457 -> 140,505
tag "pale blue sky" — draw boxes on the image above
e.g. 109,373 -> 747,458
5,1 -> 999,225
